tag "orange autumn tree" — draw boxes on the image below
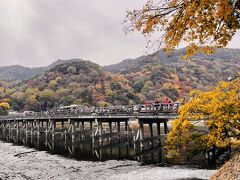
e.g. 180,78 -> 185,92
0,102 -> 10,115
166,76 -> 240,152
125,0 -> 240,58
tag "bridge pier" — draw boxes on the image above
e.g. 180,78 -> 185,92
2,122 -> 5,139
16,121 -> 19,142
8,122 -> 11,140
71,120 -> 75,144
31,121 -> 34,144
31,122 -> 33,138
125,121 -> 129,140
46,120 -> 49,132
37,121 -> 40,136
81,122 -> 85,131
117,122 -> 121,142
51,120 -> 56,149
157,123 -> 161,144
139,123 -> 144,149
135,118 -> 170,149
90,121 -> 93,131
98,120 -> 103,144
0,114 -> 176,152
25,121 -> 29,145
109,122 -> 112,141
164,121 -> 168,134
61,121 -> 64,134
149,123 -> 153,146
81,122 -> 85,140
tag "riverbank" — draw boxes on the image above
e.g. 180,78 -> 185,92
211,152 -> 240,180
0,141 -> 215,180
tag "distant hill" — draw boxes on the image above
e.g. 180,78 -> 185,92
0,59 -> 86,81
104,48 -> 240,74
104,48 -> 240,100
1,48 -> 239,82
0,65 -> 44,82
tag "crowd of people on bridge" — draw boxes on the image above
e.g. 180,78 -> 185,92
5,97 -> 183,117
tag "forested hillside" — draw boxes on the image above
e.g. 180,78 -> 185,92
0,48 -> 239,111
104,48 -> 240,100
0,61 -> 139,111
104,48 -> 240,73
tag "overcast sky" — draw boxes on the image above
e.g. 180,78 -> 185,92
0,0 -> 239,67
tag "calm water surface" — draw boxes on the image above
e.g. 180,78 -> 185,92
0,125 -> 214,169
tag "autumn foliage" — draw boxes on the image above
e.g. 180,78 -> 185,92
166,76 -> 240,152
125,0 -> 240,58
0,61 -> 142,111
0,102 -> 10,115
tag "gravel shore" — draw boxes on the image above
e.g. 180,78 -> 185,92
0,142 -> 215,180
211,153 -> 240,180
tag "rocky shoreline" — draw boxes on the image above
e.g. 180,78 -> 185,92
211,153 -> 240,180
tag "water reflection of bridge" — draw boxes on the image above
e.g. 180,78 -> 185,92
0,126 -> 166,164
0,114 -> 177,149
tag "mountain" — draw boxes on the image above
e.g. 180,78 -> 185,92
0,60 -> 139,111
0,65 -> 44,82
0,59 -> 85,81
1,48 -> 239,82
104,48 -> 240,100
104,48 -> 240,73
0,48 -> 239,111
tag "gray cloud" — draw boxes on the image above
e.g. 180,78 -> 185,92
0,0 -> 239,67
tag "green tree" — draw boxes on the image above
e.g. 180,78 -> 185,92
133,80 -> 145,92
141,80 -> 154,93
39,89 -> 55,110
67,66 -> 77,74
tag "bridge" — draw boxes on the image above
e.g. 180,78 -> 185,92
0,113 -> 178,148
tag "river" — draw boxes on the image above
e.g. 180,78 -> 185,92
0,142 -> 215,180
0,124 -> 216,180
